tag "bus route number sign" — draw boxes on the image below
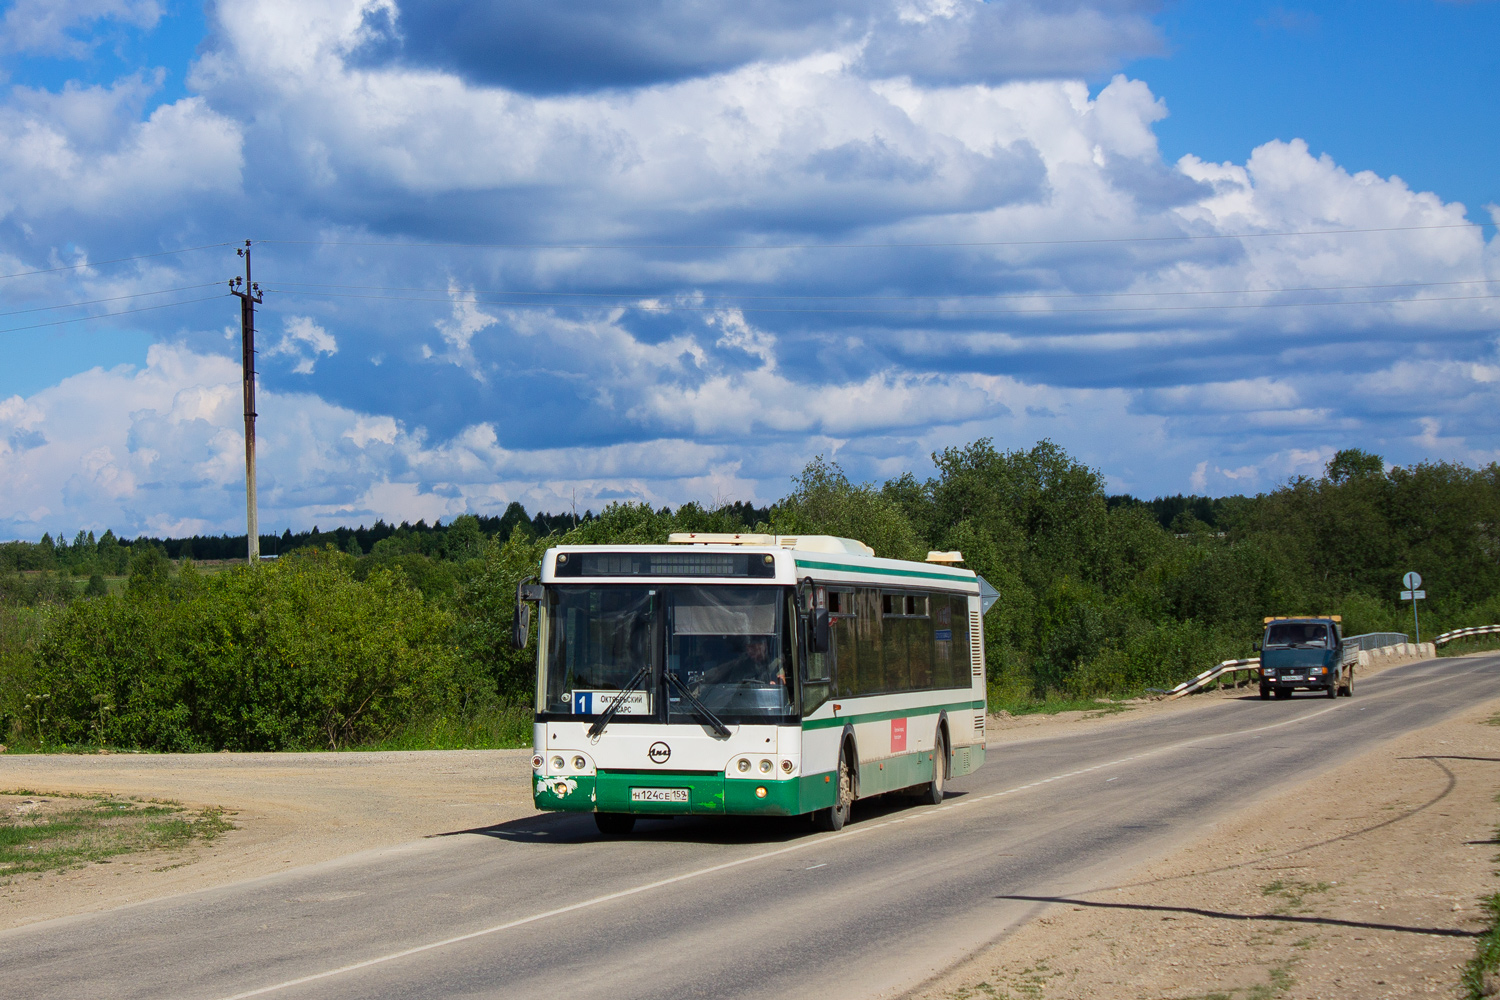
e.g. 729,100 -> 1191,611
572,690 -> 650,715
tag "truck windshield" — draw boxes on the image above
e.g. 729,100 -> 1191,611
1265,623 -> 1328,648
538,584 -> 795,721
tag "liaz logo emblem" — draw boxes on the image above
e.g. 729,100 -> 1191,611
647,742 -> 671,764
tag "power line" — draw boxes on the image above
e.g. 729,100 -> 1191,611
0,243 -> 234,282
258,221 -> 1496,252
263,286 -> 1500,318
268,276 -> 1500,304
0,283 -> 224,320
0,294 -> 225,334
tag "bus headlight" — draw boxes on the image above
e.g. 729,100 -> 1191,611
572,756 -> 587,771
737,758 -> 751,772
759,759 -> 773,774
551,756 -> 565,771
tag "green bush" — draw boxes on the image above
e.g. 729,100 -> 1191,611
27,549 -> 457,750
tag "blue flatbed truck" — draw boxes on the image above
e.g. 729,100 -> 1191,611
1255,616 -> 1357,699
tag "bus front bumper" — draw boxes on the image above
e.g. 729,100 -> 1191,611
533,770 -> 837,817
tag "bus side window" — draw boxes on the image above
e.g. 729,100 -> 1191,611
854,588 -> 882,695
829,589 -> 858,698
909,594 -> 934,690
948,594 -> 970,688
880,591 -> 906,692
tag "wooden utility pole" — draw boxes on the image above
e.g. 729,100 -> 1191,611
229,241 -> 264,564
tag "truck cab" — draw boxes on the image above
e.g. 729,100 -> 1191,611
1257,616 -> 1356,699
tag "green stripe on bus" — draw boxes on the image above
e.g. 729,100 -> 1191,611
792,558 -> 977,585
802,699 -> 985,729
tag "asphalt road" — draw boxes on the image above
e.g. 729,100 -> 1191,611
5,653 -> 1497,1000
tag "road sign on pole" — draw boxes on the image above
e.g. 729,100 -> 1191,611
1401,571 -> 1424,643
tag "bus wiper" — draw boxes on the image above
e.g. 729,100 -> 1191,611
665,672 -> 732,738
587,665 -> 652,739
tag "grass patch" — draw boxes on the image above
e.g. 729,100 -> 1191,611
1462,894 -> 1500,999
350,707 -> 532,751
0,790 -> 233,876
1261,878 -> 1332,912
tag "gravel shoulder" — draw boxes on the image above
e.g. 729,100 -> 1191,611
911,677 -> 1500,999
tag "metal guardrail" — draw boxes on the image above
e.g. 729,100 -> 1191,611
1344,631 -> 1409,651
1434,625 -> 1500,646
1155,658 -> 1260,700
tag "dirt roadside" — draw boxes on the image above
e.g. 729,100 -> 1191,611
0,749 -> 536,929
910,694 -> 1500,998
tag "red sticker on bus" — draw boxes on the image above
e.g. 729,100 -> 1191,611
891,717 -> 907,752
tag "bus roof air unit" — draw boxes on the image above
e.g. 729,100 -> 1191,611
666,532 -> 876,557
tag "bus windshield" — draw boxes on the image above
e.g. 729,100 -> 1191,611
539,584 -> 795,722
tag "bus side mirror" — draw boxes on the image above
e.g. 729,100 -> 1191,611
513,579 -> 542,650
810,608 -> 830,654
512,604 -> 531,650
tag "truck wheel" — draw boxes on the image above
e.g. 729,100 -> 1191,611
1325,679 -> 1338,699
1342,671 -> 1354,697
1259,684 -> 1270,700
816,749 -> 853,832
594,813 -> 635,836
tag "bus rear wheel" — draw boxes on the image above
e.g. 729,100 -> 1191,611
594,813 -> 636,836
816,750 -> 853,832
916,730 -> 946,807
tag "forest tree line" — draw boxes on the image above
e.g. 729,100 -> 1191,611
2,440 -> 1497,751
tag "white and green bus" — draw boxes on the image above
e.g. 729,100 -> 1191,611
515,534 -> 990,835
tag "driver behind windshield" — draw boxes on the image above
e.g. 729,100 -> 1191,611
695,635 -> 785,689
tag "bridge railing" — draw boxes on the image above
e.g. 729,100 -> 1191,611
1344,631 -> 1409,651
1434,625 -> 1500,646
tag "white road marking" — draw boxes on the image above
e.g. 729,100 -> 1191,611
210,691 -> 1395,999
805,863 -> 827,870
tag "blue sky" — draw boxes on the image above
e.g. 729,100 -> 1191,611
0,0 -> 1497,540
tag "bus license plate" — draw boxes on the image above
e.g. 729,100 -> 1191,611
631,788 -> 689,803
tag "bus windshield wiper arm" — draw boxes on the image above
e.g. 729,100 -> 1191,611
665,672 -> 732,738
587,665 -> 652,739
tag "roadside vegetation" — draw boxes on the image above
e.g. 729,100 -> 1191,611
3,438 -> 1500,752
0,791 -> 233,876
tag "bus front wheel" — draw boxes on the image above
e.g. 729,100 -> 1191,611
816,750 -> 853,832
595,812 -> 636,837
